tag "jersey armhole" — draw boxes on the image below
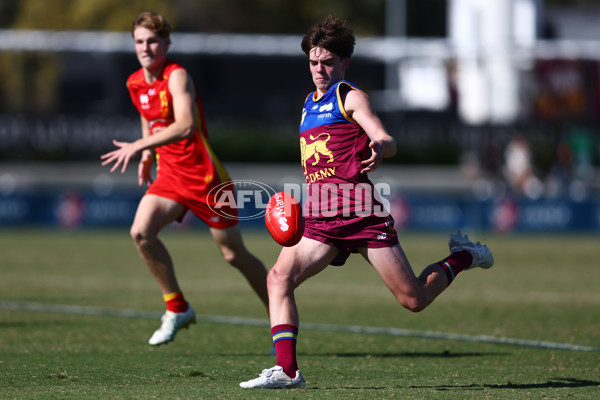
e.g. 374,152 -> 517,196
337,82 -> 365,123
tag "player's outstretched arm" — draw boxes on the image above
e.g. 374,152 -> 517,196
100,69 -> 196,174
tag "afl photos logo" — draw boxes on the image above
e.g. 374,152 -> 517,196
207,180 -> 276,221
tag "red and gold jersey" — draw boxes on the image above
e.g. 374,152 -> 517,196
127,60 -> 230,193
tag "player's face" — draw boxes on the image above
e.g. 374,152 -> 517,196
309,47 -> 349,95
133,27 -> 169,73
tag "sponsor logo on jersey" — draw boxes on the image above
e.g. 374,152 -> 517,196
140,93 -> 149,110
300,133 -> 334,176
159,90 -> 169,118
319,102 -> 333,112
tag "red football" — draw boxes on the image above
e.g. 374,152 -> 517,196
265,192 -> 304,247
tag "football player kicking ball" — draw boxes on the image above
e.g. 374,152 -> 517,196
240,16 -> 493,389
101,12 -> 269,346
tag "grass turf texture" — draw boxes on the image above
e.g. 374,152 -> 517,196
0,229 -> 598,399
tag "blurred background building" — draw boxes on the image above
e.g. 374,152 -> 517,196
0,0 -> 599,233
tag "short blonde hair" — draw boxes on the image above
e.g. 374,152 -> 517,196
131,11 -> 172,44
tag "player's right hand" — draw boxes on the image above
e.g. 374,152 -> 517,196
100,139 -> 139,173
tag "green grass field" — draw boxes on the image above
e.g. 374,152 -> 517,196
1,228 -> 598,399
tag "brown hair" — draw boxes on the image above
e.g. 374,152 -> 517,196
131,11 -> 172,43
301,15 -> 355,59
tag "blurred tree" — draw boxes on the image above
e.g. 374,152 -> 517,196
0,0 -> 174,114
0,0 -> 387,115
157,0 -> 384,35
2,0 -> 389,34
10,0 -> 174,30
0,0 -> 19,28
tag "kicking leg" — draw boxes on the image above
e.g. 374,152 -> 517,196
362,244 -> 442,312
363,233 -> 493,313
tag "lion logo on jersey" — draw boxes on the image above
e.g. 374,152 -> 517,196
300,133 -> 334,173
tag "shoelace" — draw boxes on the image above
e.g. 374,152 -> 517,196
259,367 -> 286,380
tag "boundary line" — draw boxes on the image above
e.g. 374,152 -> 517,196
1,301 -> 598,353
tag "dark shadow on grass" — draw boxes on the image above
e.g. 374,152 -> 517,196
405,377 -> 599,391
484,377 -> 600,390
306,378 -> 599,392
304,386 -> 386,391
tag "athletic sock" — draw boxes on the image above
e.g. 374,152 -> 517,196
271,324 -> 298,378
437,250 -> 473,285
163,292 -> 189,313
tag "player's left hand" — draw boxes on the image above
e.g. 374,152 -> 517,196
100,139 -> 141,173
360,141 -> 384,174
138,150 -> 154,187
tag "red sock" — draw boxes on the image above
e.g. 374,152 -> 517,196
271,324 -> 298,378
163,292 -> 189,313
437,250 -> 473,285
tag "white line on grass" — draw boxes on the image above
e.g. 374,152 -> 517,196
1,301 -> 598,353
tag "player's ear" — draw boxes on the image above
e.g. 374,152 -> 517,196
342,57 -> 351,71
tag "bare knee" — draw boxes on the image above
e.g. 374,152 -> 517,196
130,224 -> 153,249
220,245 -> 245,268
266,266 -> 292,293
403,298 -> 427,313
397,291 -> 432,313
130,224 -> 142,244
266,268 -> 280,291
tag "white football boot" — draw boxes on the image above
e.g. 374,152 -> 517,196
148,304 -> 196,346
448,231 -> 494,270
240,365 -> 306,389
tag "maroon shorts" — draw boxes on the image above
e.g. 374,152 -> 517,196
146,174 -> 238,229
303,214 -> 399,266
